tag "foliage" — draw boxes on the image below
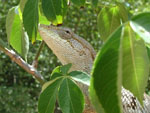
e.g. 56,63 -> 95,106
0,0 -> 100,112
39,64 -> 90,113
0,86 -> 38,113
0,0 -> 150,113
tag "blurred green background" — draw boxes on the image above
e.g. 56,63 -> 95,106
0,0 -> 150,113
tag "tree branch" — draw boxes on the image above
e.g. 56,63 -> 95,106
32,41 -> 45,68
0,45 -> 45,85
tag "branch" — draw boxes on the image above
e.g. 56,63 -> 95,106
0,45 -> 45,85
32,41 -> 45,68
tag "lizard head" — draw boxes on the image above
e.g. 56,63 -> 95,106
38,24 -> 74,40
38,24 -> 95,73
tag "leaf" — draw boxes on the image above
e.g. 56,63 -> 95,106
6,7 -> 29,60
38,78 -> 63,113
50,64 -> 72,80
122,23 -> 149,104
117,3 -> 128,23
51,72 -> 63,80
146,47 -> 150,60
23,0 -> 39,42
71,0 -> 85,6
90,26 -> 123,113
39,11 -> 50,25
69,71 -> 90,86
42,0 -> 68,25
130,21 -> 150,47
89,80 -> 105,113
19,0 -> 28,12
90,21 -> 149,112
97,6 -> 121,42
58,78 -> 84,113
97,4 -> 128,42
60,63 -> 72,74
37,11 -> 51,41
131,12 -> 150,32
92,0 -> 98,7
130,13 -> 150,47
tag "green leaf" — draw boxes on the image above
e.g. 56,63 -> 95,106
89,80 -> 105,113
23,0 -> 39,42
71,0 -> 85,6
69,71 -> 90,86
97,6 -> 121,42
131,12 -> 150,32
146,47 -> 150,60
19,0 -> 28,12
6,7 -> 29,60
50,64 -> 72,80
60,63 -> 72,74
122,23 -> 149,104
42,0 -> 68,25
90,26 -> 123,113
38,78 -> 63,113
58,78 -> 84,113
97,4 -> 128,42
39,11 -> 50,25
92,0 -> 98,7
90,22 -> 149,112
117,3 -> 128,23
51,72 -> 63,80
37,11 -> 51,41
130,13 -> 150,47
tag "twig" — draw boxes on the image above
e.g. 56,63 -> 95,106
0,45 -> 45,85
32,41 -> 45,68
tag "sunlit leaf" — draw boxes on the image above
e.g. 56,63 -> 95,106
131,13 -> 150,47
37,11 -> 50,41
98,4 -> 128,42
39,11 -> 50,25
97,6 -> 121,41
90,26 -> 123,113
122,23 -> 149,104
131,12 -> 150,32
90,21 -> 149,112
6,7 -> 29,59
69,71 -> 90,86
58,78 -> 84,113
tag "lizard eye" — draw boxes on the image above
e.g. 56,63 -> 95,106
65,30 -> 70,34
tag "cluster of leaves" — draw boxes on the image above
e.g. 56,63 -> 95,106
38,64 -> 90,113
0,0 -> 102,112
1,0 -> 150,113
90,6 -> 150,113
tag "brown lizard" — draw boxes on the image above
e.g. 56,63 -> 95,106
38,24 -> 150,113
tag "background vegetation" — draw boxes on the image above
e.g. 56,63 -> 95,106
0,0 -> 150,113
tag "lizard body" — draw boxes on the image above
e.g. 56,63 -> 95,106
39,24 -> 150,113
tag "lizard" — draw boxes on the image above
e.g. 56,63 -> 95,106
38,24 -> 150,113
